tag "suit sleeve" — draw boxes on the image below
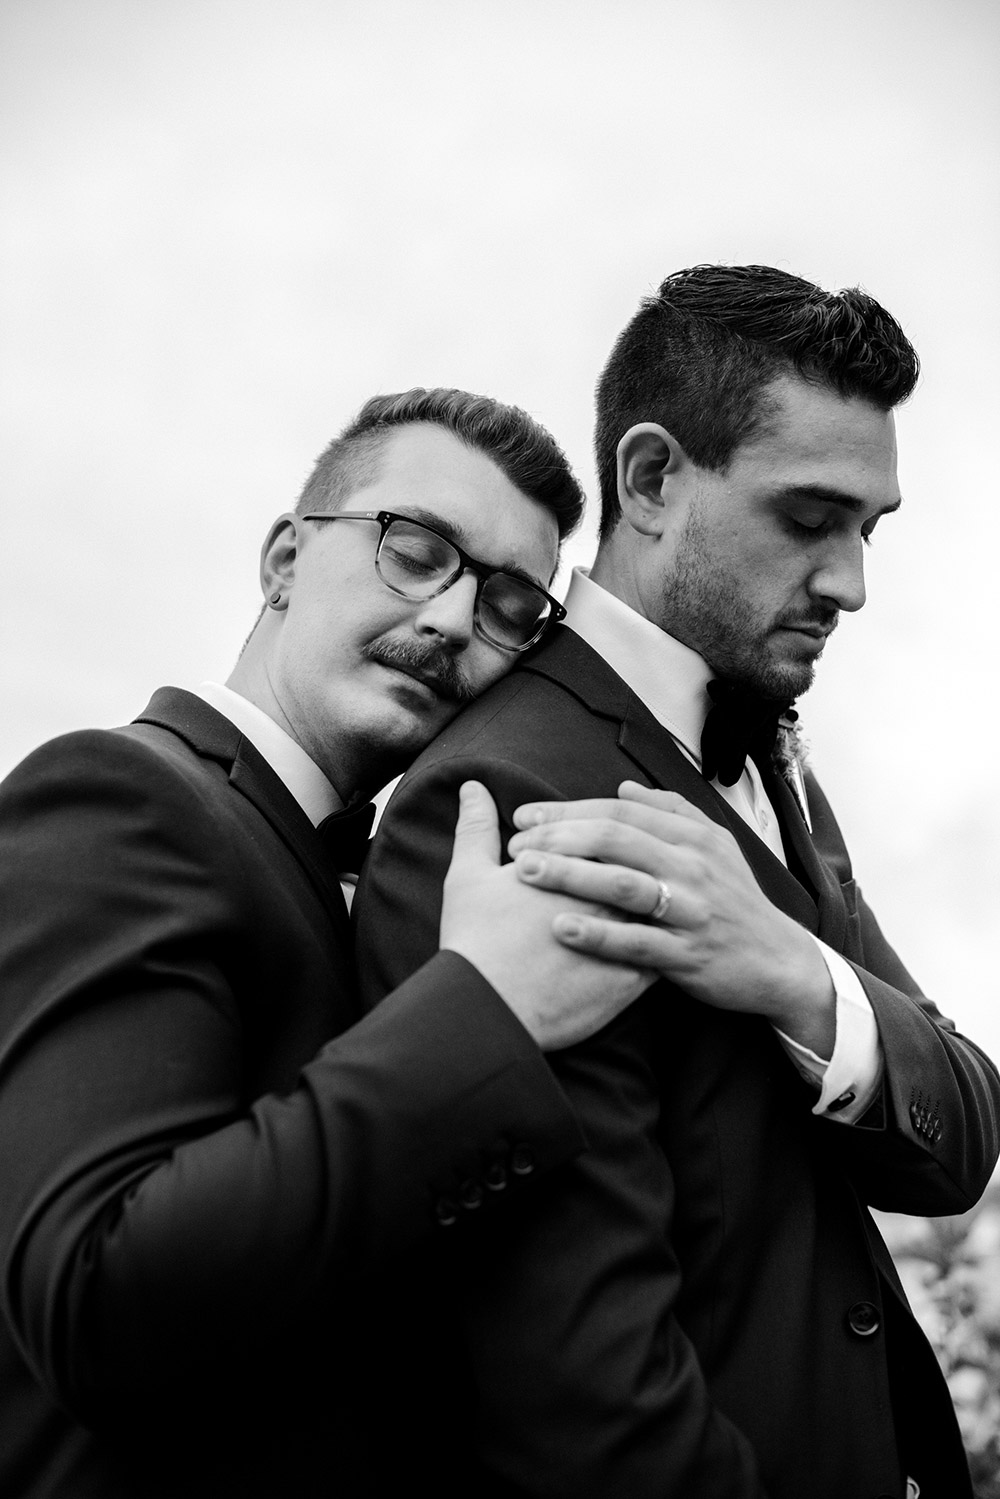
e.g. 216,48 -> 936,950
804,770 -> 1000,1215
0,731 -> 582,1420
357,754 -> 769,1498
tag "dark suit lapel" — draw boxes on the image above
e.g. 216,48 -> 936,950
134,687 -> 353,946
521,630 -> 820,933
757,760 -> 861,959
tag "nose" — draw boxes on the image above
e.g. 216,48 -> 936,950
411,569 -> 479,650
810,537 -> 867,614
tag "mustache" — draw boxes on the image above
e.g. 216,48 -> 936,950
364,636 -> 478,705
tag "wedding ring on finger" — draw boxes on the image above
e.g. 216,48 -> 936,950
649,879 -> 672,923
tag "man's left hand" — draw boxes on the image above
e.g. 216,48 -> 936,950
508,779 -> 836,1056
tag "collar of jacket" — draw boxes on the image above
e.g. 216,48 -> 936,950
131,686 -> 352,942
521,628 -> 826,937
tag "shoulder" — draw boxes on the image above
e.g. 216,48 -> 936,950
1,717 -> 223,824
0,713 -> 248,909
405,631 -> 626,782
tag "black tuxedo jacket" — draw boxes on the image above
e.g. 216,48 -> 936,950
356,627 -> 1000,1499
0,688 -> 584,1498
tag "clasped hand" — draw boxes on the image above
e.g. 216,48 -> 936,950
507,780 -> 834,1042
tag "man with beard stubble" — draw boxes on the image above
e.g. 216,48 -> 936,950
356,267 -> 1000,1498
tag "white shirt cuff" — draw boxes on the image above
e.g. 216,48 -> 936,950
775,938 -> 883,1124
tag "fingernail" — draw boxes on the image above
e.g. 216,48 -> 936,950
518,853 -> 544,879
459,781 -> 483,805
513,805 -> 544,827
556,916 -> 583,940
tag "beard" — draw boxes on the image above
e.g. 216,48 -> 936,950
656,509 -> 838,703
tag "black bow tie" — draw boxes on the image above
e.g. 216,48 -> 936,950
317,800 -> 376,874
700,680 -> 796,787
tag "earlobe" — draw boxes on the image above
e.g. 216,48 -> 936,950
616,423 -> 686,536
259,512 -> 300,606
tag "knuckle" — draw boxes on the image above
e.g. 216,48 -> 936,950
590,822 -> 619,858
609,869 -> 636,903
528,823 -> 556,849
627,933 -> 657,966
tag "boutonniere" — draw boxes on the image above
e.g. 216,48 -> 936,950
773,711 -> 812,832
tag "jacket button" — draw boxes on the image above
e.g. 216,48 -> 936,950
510,1146 -> 535,1176
458,1179 -> 484,1210
434,1197 -> 459,1227
846,1300 -> 880,1337
484,1162 -> 508,1191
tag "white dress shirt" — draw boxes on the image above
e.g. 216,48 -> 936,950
194,682 -> 369,912
195,682 -> 342,826
563,568 -> 883,1123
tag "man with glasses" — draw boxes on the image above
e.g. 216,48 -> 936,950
0,387 -> 653,1498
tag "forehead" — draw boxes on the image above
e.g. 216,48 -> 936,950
345,422 -> 560,581
732,375 -> 902,513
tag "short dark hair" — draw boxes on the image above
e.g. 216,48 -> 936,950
595,264 -> 920,537
296,387 -> 585,540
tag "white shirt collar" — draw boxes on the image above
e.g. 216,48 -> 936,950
195,682 -> 342,827
562,567 -> 714,761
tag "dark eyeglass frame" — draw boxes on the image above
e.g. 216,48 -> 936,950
301,509 -> 566,652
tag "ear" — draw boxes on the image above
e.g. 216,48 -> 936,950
616,423 -> 689,536
259,512 -> 301,605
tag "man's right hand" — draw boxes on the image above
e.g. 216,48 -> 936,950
438,781 -> 652,1051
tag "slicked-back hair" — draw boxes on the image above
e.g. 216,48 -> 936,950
595,264 -> 920,538
296,387 -> 585,540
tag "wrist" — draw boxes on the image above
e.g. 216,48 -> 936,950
765,928 -> 837,1059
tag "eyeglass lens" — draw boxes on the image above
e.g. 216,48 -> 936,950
377,518 -> 550,649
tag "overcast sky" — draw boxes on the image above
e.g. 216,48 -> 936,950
2,0 -> 999,1061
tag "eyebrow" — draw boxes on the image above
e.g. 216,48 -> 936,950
777,484 -> 903,518
394,505 -> 550,589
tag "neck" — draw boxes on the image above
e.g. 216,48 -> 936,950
226,638 -> 294,744
588,539 -> 648,616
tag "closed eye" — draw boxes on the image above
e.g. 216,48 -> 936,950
787,516 -> 832,539
786,513 -> 879,547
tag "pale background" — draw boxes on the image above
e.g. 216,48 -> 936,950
2,0 -> 998,1064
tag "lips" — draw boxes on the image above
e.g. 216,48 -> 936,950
779,615 -> 838,641
391,663 -> 452,698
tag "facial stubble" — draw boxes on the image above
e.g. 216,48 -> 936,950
656,508 -> 831,704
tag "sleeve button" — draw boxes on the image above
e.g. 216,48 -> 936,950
846,1300 -> 880,1337
458,1180 -> 484,1210
484,1162 -> 508,1191
434,1197 -> 459,1227
510,1146 -> 536,1176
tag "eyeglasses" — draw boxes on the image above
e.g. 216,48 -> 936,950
301,509 -> 566,652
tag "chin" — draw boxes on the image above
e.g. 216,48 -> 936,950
735,654 -> 815,703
